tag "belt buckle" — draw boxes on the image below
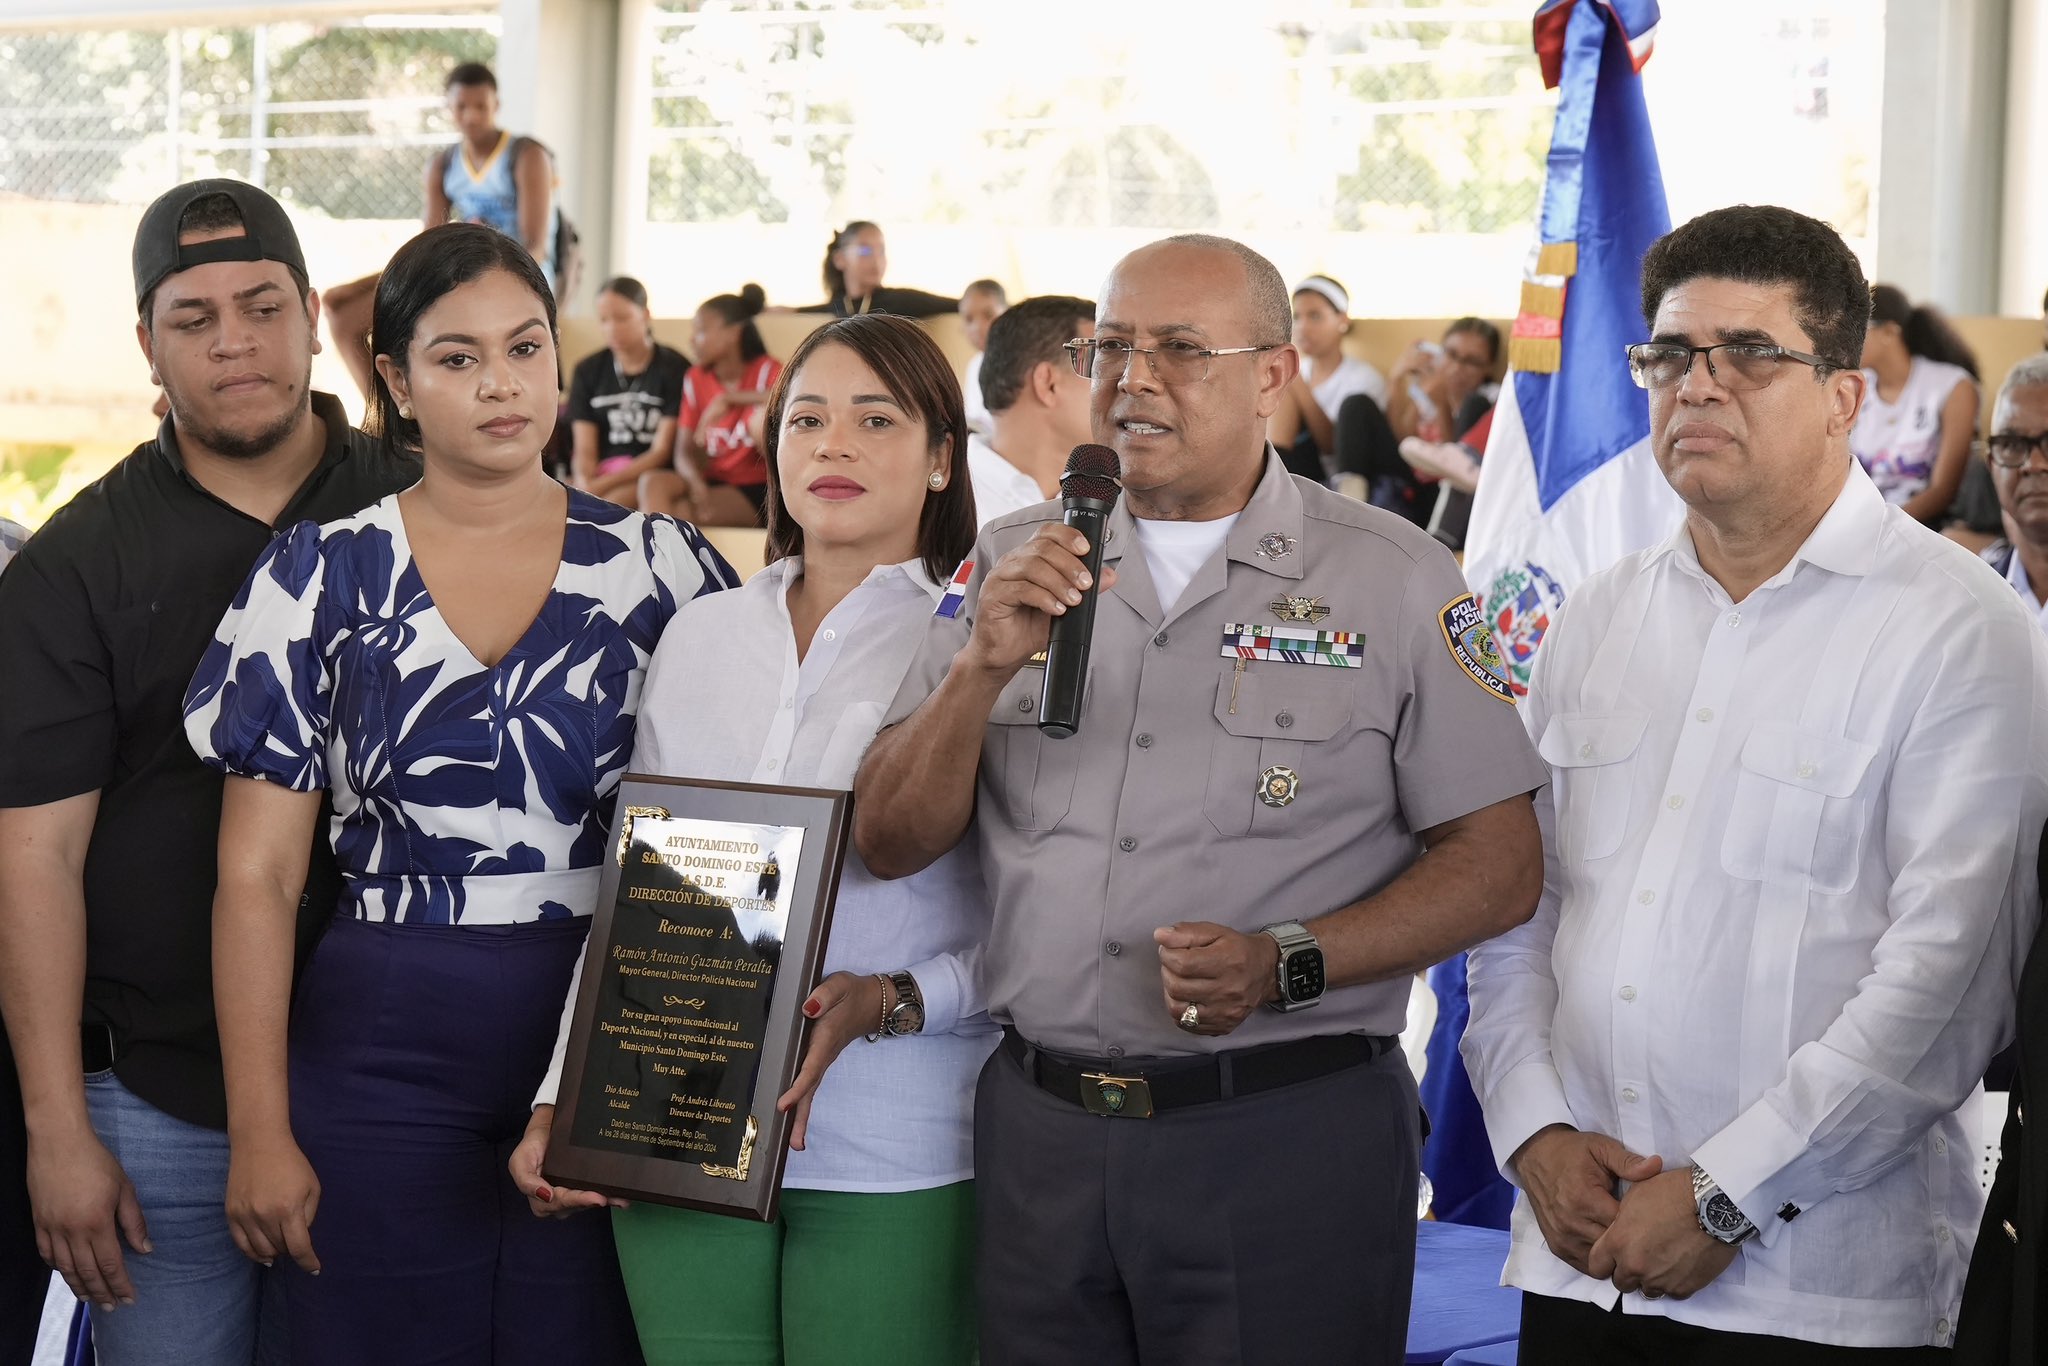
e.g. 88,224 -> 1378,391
1079,1071 -> 1154,1118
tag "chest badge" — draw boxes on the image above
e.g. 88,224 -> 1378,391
1259,765 -> 1300,808
1270,594 -> 1330,624
1255,532 -> 1297,562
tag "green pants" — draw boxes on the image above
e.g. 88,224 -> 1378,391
611,1181 -> 977,1366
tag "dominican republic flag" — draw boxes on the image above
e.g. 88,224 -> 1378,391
1424,0 -> 1676,1230
934,560 -> 974,619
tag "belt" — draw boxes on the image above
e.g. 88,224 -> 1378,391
81,1023 -> 117,1074
1001,1026 -> 1396,1119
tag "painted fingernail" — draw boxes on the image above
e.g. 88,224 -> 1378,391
537,1186 -> 554,1202
803,1000 -> 820,1017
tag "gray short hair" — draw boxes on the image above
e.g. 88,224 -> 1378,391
1159,234 -> 1293,346
1996,353 -> 2048,422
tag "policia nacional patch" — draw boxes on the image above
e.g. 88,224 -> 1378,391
1439,593 -> 1515,704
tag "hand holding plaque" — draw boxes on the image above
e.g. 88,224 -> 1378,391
542,775 -> 850,1221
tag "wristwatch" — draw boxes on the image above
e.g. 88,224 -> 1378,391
1259,921 -> 1326,1012
881,970 -> 925,1037
1691,1164 -> 1758,1245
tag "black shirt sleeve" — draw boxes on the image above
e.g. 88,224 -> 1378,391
874,287 -> 960,319
0,534 -> 117,806
567,352 -> 602,427
656,347 -> 689,418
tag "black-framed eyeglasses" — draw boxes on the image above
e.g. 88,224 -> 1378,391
1982,432 -> 2048,469
1625,341 -> 1845,391
1065,337 -> 1280,386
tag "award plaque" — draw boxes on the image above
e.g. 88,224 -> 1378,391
543,774 -> 850,1221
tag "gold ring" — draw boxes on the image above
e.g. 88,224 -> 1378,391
1178,1003 -> 1200,1030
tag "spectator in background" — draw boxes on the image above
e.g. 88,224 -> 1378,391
1976,355 -> 2048,636
961,278 -> 1007,436
566,276 -> 688,510
427,63 -> 560,290
1267,274 -> 1386,483
1852,283 -> 1980,523
324,61 -> 566,405
801,222 -> 958,320
1384,316 -> 1501,444
969,294 -> 1095,524
642,284 -> 782,527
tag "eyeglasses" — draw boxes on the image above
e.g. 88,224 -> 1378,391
1625,341 -> 1844,391
1982,432 -> 2048,469
1065,337 -> 1280,386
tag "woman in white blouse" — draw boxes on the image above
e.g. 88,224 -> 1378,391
512,313 -> 992,1365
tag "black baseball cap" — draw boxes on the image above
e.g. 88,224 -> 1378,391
132,178 -> 310,315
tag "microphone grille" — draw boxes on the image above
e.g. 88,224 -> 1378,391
1060,443 -> 1122,503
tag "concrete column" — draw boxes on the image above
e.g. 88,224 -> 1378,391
2001,0 -> 2048,316
499,0 -> 621,312
1876,0 -> 2011,311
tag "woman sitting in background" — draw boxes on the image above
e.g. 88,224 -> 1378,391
1267,274 -> 1386,483
641,284 -> 782,527
567,276 -> 689,509
515,314 -> 992,1366
186,223 -> 736,1365
1853,282 -> 1981,524
801,222 -> 958,320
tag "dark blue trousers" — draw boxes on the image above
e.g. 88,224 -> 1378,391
286,914 -> 641,1366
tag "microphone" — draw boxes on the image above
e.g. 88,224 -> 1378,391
1039,444 -> 1122,739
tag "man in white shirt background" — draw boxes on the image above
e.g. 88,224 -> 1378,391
966,294 -> 1096,525
1464,203 -> 2048,1363
1984,355 -> 2048,637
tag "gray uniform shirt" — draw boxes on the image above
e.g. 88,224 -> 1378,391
883,450 -> 1550,1059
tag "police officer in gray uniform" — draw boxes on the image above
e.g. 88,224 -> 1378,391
854,235 -> 1549,1365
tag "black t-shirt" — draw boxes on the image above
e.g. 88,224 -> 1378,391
567,344 -> 689,463
799,286 -> 959,320
0,393 -> 419,1129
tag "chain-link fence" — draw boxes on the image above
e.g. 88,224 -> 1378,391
0,16 -> 496,220
639,1 -> 1558,234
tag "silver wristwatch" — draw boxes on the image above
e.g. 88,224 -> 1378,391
881,970 -> 924,1037
1692,1164 -> 1758,1245
1259,921 -> 1326,1012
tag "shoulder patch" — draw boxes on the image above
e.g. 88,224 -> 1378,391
934,560 -> 974,618
1438,592 -> 1515,704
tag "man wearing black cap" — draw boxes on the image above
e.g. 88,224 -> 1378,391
0,180 -> 416,1364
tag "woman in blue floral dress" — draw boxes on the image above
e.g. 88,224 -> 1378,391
183,224 -> 736,1364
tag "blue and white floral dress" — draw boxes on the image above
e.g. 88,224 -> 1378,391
184,488 -> 736,927
179,488 -> 735,1358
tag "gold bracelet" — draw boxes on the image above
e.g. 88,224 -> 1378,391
865,972 -> 892,1042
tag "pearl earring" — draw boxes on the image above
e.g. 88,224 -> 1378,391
929,471 -> 945,489
399,403 -> 415,420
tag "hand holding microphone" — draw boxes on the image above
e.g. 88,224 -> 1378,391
959,446 -> 1123,713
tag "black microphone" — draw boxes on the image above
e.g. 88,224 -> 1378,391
1039,444 -> 1122,739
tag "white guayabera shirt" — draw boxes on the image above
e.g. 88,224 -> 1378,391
1464,461 -> 2048,1349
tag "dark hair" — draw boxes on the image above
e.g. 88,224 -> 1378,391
761,314 -> 975,584
701,283 -> 769,363
1445,316 -> 1502,366
963,278 -> 1007,305
822,221 -> 879,299
1870,283 -> 1979,380
366,223 -> 558,458
597,275 -> 649,311
446,62 -> 497,92
142,192 -> 309,323
1640,204 -> 1869,373
980,294 -> 1096,414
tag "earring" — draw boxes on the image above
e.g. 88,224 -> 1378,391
399,403 -> 415,421
929,471 -> 945,489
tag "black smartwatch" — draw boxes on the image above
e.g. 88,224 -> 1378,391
1260,921 -> 1325,1012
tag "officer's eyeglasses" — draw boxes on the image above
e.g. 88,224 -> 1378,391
1065,337 -> 1280,386
1625,341 -> 1844,392
1982,432 -> 2048,469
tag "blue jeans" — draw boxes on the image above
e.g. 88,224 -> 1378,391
82,1071 -> 285,1366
